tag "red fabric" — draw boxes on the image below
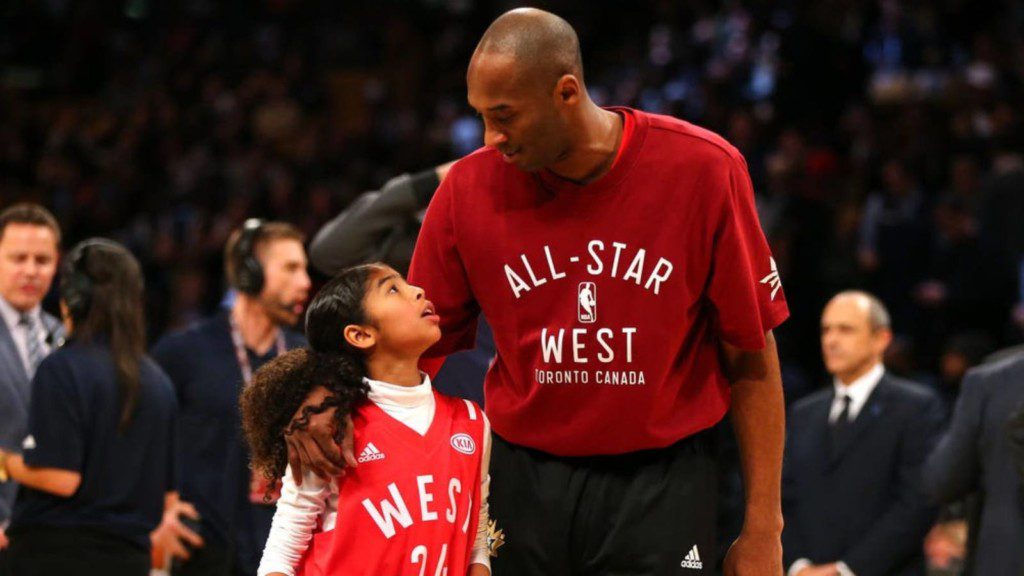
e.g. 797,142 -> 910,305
298,394 -> 485,576
409,107 -> 788,456
611,108 -> 635,169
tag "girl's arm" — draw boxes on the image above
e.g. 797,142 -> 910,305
257,465 -> 332,576
0,451 -> 81,497
468,415 -> 492,576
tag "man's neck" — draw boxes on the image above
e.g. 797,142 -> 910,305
547,103 -> 623,184
0,295 -> 36,328
231,295 -> 279,355
836,361 -> 881,387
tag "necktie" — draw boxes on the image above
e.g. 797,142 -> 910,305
830,394 -> 852,455
19,313 -> 44,377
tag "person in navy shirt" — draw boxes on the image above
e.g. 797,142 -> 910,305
0,239 -> 178,576
150,221 -> 310,576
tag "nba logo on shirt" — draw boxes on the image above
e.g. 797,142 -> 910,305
578,282 -> 596,323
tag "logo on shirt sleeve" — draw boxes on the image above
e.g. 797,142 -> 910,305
578,282 -> 597,323
759,257 -> 782,301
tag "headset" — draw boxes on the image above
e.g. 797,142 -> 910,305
60,238 -> 122,321
233,218 -> 266,296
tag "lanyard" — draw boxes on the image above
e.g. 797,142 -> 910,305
228,313 -> 287,385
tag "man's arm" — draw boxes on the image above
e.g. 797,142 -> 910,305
0,451 -> 80,497
721,330 -> 785,576
922,367 -> 986,503
308,164 -> 453,275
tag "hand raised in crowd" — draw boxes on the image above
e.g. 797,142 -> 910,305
285,386 -> 356,485
723,529 -> 784,576
150,499 -> 204,560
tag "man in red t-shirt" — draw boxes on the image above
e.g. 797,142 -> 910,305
290,8 -> 788,575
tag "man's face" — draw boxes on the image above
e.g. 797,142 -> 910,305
257,238 -> 311,326
467,52 -> 570,172
0,224 -> 59,312
820,296 -> 890,382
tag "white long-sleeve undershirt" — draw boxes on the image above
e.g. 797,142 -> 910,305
257,375 -> 492,576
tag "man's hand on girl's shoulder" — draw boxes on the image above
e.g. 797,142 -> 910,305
285,386 -> 356,485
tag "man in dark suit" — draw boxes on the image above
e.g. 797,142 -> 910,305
0,204 -> 65,568
783,291 -> 945,576
922,350 -> 1024,575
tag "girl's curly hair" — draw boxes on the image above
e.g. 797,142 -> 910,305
241,263 -> 382,494
241,348 -> 367,492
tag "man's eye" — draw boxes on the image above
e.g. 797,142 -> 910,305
389,285 -> 398,294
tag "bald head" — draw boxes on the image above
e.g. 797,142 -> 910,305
821,290 -> 893,383
827,290 -> 891,332
473,8 -> 583,90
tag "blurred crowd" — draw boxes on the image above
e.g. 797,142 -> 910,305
4,0 -> 1024,395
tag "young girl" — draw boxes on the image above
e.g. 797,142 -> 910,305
242,263 -> 491,576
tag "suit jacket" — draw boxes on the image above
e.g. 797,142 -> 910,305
783,374 -> 945,576
0,310 -> 64,524
923,352 -> 1024,575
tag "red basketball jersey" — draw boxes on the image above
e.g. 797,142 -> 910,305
297,392 -> 486,576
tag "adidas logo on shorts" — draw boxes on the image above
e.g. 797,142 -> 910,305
680,545 -> 703,570
357,442 -> 386,463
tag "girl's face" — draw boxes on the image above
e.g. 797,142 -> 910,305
358,266 -> 441,356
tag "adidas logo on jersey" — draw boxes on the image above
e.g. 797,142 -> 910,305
680,545 -> 703,569
357,442 -> 386,463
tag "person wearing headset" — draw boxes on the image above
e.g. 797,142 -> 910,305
0,239 -> 178,576
150,220 -> 310,576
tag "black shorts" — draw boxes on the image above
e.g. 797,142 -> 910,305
488,431 -> 718,576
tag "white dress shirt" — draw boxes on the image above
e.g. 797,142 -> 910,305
789,363 -> 885,576
0,296 -> 49,378
829,363 -> 885,424
257,374 -> 492,576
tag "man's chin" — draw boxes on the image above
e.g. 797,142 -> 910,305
269,310 -> 301,328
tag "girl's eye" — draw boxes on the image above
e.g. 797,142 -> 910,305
389,285 -> 398,294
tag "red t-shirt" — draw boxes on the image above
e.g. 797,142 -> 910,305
409,107 -> 788,456
297,394 -> 485,576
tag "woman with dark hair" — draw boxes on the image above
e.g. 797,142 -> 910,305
0,239 -> 179,576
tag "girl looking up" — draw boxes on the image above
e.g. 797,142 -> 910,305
242,263 -> 491,576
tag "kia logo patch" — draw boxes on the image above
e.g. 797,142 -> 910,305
451,433 -> 476,455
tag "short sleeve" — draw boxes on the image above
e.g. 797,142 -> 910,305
408,168 -> 480,357
706,153 -> 789,350
21,355 -> 86,472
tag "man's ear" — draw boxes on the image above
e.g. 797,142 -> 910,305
554,74 -> 581,105
343,323 -> 376,351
